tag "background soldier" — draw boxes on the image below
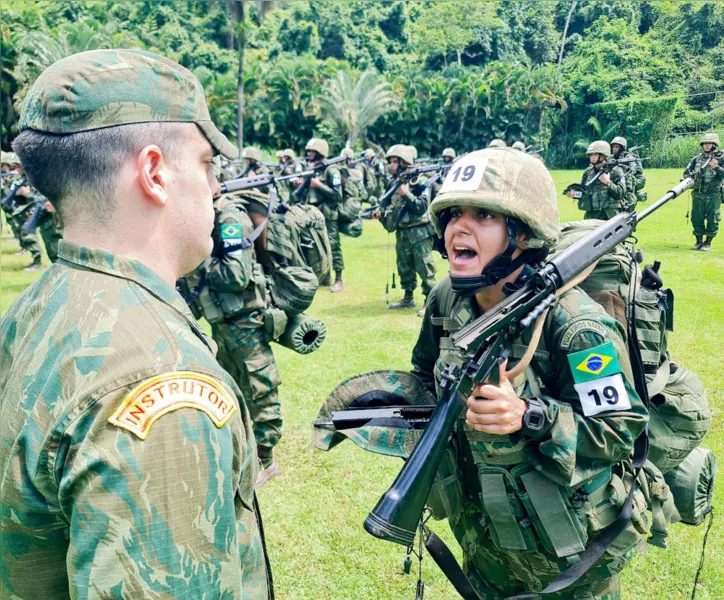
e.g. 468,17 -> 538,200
684,132 -> 723,251
488,138 -> 507,148
381,144 -> 437,316
3,156 -> 44,270
296,137 -> 344,290
36,200 -> 64,263
611,136 -> 646,206
276,147 -> 301,203
441,147 -> 456,164
3,49 -> 271,599
180,194 -> 283,486
511,141 -> 526,152
569,140 -> 626,220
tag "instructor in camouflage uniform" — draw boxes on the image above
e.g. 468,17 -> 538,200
684,132 -> 723,251
381,144 -> 437,315
179,194 -> 283,486
2,49 -> 272,599
413,147 -> 648,599
296,137 -> 344,290
569,141 -> 626,220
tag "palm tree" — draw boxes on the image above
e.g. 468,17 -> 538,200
314,70 -> 399,147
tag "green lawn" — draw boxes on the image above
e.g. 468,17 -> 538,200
1,169 -> 721,599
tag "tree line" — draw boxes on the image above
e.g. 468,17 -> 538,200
3,0 -> 724,167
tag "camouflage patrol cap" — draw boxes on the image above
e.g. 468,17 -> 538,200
242,146 -> 262,162
430,148 -> 560,248
305,138 -> 329,158
511,141 -> 526,151
700,132 -> 720,147
586,140 -> 611,157
488,139 -> 506,148
340,147 -> 355,159
442,147 -> 456,158
386,144 -> 414,165
19,49 -> 238,159
610,136 -> 628,150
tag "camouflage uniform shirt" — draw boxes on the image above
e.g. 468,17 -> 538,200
0,241 -> 272,600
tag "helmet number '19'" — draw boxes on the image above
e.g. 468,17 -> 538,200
451,165 -> 476,183
439,156 -> 488,194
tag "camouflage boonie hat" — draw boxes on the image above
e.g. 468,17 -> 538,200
610,136 -> 628,150
430,148 -> 560,248
511,141 -> 526,151
586,140 -> 611,157
488,139 -> 506,148
313,370 -> 436,458
386,144 -> 414,165
442,147 -> 456,158
19,49 -> 237,159
305,138 -> 329,158
700,132 -> 720,147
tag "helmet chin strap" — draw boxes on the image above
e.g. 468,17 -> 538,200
449,218 -> 548,297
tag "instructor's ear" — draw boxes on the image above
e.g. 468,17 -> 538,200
137,145 -> 169,207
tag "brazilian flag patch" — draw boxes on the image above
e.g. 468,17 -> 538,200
221,224 -> 241,239
566,342 -> 622,384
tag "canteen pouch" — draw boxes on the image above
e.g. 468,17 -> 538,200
264,305 -> 288,341
648,364 -> 711,474
426,445 -> 466,522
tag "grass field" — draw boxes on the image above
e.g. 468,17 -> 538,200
1,169 -> 721,599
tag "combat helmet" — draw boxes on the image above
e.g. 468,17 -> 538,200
488,139 -> 506,148
280,148 -> 296,161
407,145 -> 418,161
430,148 -> 560,296
586,140 -> 611,158
364,148 -> 376,159
700,133 -> 720,148
511,141 -> 526,151
242,146 -> 262,162
340,147 -> 355,159
2,152 -> 21,168
442,147 -> 456,158
610,136 -> 628,151
385,144 -> 415,166
305,138 -> 329,158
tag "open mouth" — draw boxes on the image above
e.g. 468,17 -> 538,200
451,245 -> 478,266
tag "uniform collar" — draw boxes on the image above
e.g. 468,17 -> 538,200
57,240 -> 198,322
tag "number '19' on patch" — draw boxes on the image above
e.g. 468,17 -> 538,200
574,374 -> 631,417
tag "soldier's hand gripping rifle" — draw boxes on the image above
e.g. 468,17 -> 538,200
362,177 -> 695,548
360,163 -> 446,219
291,155 -> 350,201
21,199 -> 47,233
1,177 -> 27,211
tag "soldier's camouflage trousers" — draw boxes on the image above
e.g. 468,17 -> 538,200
212,318 -> 282,463
326,216 -> 344,273
584,208 -> 619,221
691,191 -> 720,238
396,223 -> 437,295
450,507 -> 632,600
11,214 -> 41,258
39,222 -> 62,263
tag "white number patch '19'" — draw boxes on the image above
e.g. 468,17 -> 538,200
574,374 -> 631,417
438,156 -> 488,194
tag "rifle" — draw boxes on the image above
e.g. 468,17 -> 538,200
220,170 -> 309,195
363,177 -> 695,548
291,155 -> 349,201
686,150 -> 724,176
585,156 -> 650,187
0,170 -> 19,178
1,177 -> 26,210
21,199 -> 46,233
330,405 -> 436,430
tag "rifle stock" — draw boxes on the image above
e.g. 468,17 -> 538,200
363,177 -> 695,547
21,200 -> 45,233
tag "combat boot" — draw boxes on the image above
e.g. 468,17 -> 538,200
23,256 -> 42,272
700,237 -> 712,252
254,446 -> 280,489
389,290 -> 415,309
331,271 -> 344,293
417,295 -> 429,318
691,237 -> 704,251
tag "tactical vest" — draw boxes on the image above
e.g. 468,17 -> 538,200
578,165 -> 624,213
688,153 -> 722,194
180,202 -> 267,325
382,181 -> 430,232
305,165 -> 341,212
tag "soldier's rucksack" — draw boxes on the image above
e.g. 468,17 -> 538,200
552,220 -> 715,526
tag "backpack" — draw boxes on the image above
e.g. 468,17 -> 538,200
552,220 -> 715,525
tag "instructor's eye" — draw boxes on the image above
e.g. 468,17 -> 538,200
449,207 -> 463,219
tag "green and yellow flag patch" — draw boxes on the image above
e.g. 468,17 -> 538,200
567,342 -> 622,384
221,224 -> 241,239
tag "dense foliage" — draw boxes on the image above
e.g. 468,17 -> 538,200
4,0 -> 724,166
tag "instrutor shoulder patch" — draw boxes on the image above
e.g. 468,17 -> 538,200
109,371 -> 237,439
